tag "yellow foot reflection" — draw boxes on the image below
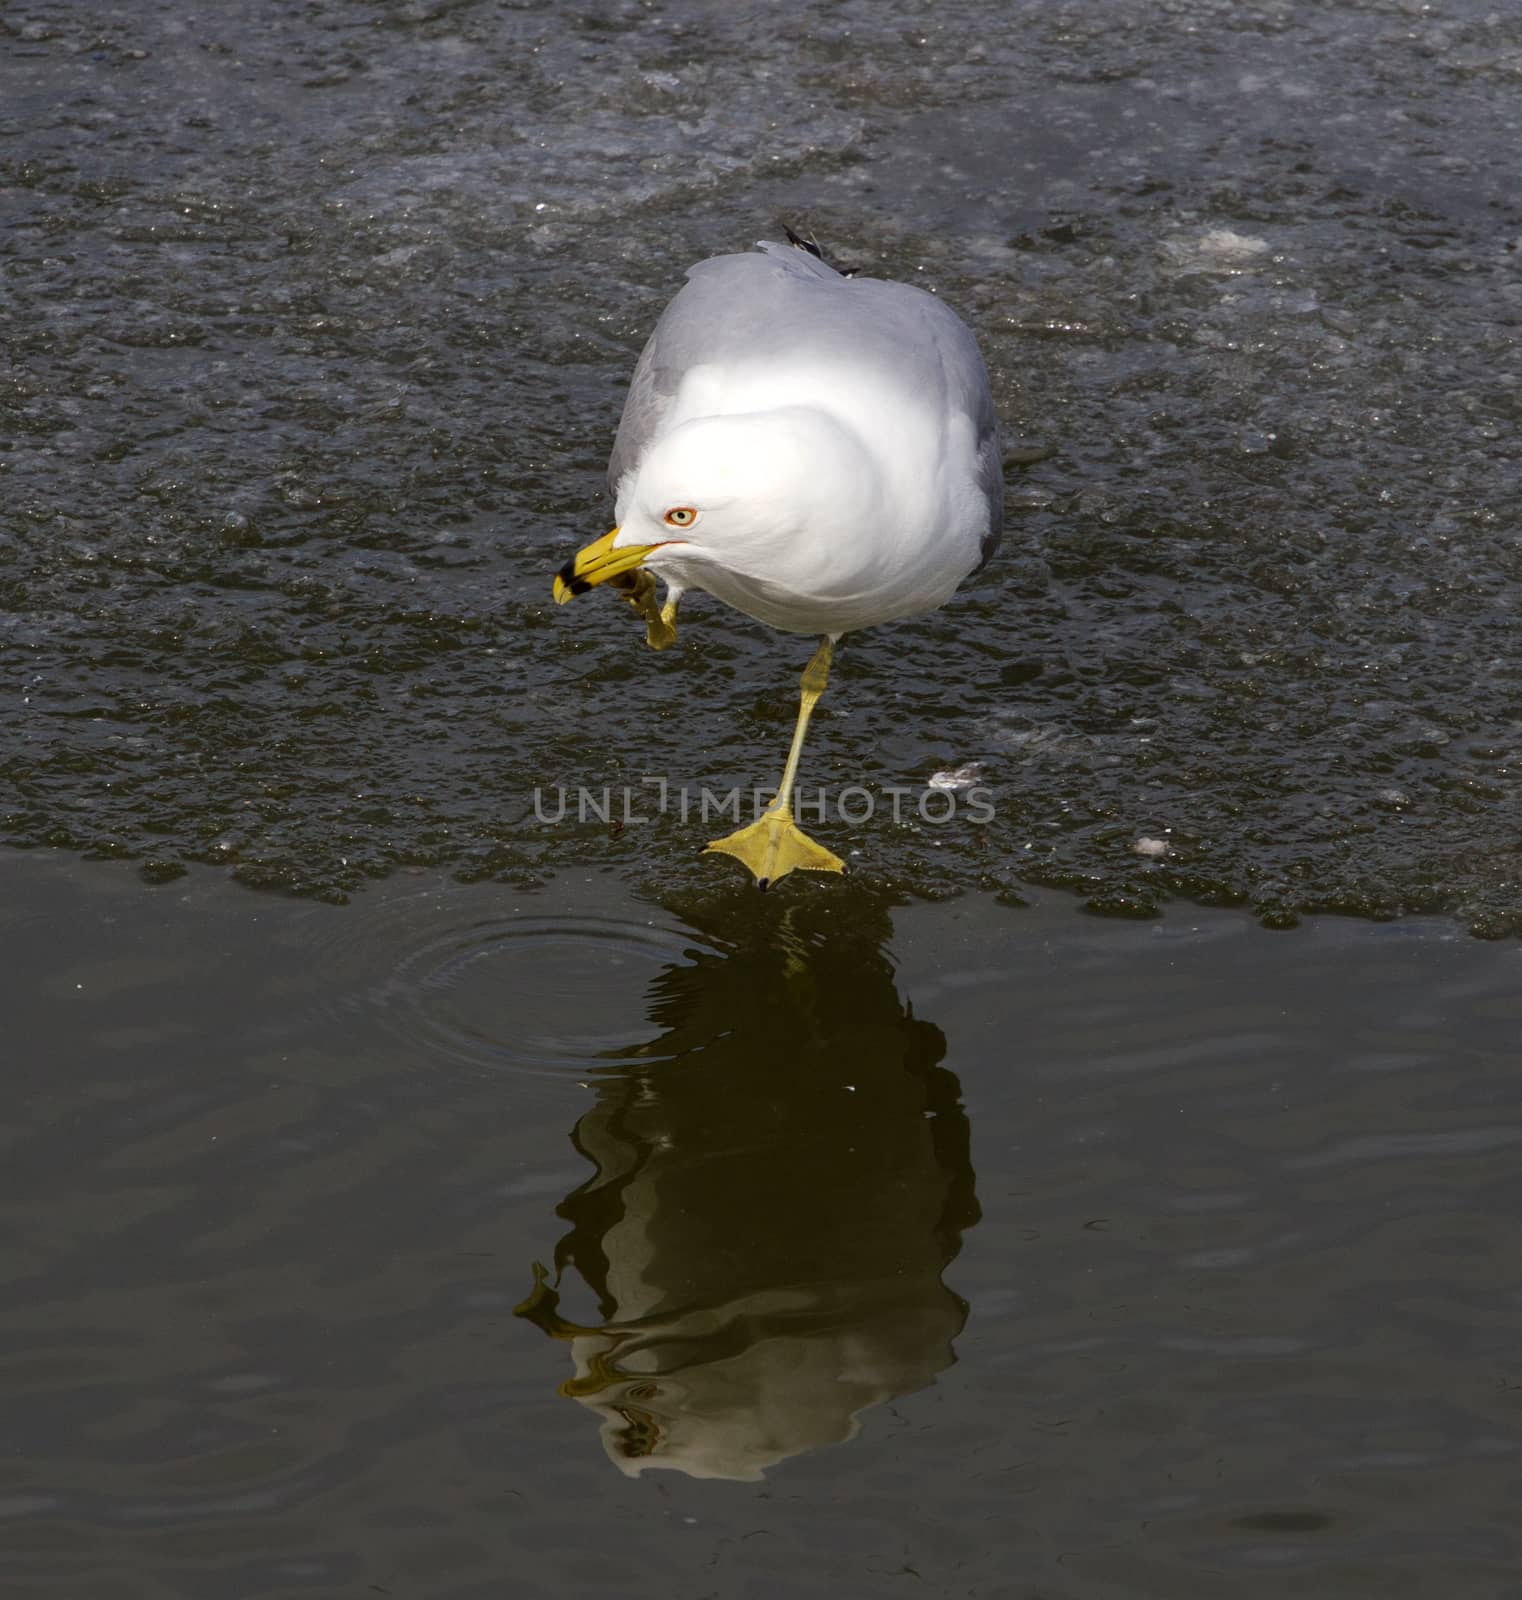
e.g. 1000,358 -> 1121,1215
513,1261 -> 601,1339
704,809 -> 845,890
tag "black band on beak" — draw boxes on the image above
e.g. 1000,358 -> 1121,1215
556,558 -> 593,598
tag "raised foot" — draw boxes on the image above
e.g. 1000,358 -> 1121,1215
704,808 -> 846,889
613,569 -> 678,650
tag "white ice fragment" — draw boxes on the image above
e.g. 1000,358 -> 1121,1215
1161,229 -> 1270,274
1132,836 -> 1171,860
927,761 -> 987,791
1200,228 -> 1270,262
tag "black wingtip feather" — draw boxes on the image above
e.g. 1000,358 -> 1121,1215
783,223 -> 826,260
780,222 -> 858,278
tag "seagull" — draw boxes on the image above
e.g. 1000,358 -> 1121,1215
553,231 -> 1002,887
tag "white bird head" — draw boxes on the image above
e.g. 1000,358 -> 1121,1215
623,408 -> 881,570
554,407 -> 881,604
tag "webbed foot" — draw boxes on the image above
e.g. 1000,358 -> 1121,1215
704,808 -> 845,889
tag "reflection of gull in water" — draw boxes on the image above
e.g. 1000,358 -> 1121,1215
516,894 -> 979,1480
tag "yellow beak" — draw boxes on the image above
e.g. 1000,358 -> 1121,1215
553,527 -> 658,604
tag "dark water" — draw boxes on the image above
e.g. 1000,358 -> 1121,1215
1,0 -> 1518,929
3,850 -> 1521,1597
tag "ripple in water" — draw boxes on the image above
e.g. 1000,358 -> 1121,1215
314,890 -> 713,1088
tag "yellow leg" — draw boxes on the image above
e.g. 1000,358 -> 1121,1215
704,636 -> 846,889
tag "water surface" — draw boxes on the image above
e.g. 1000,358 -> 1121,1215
3,851 -> 1520,1597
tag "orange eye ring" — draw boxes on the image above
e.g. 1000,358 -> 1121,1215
663,506 -> 697,528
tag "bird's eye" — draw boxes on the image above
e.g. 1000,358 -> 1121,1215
663,507 -> 697,527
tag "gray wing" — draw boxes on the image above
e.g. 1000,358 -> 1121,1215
609,241 -> 1003,570
919,286 -> 1002,571
606,325 -> 677,498
867,267 -> 1002,572
607,241 -> 842,497
970,374 -> 1004,572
